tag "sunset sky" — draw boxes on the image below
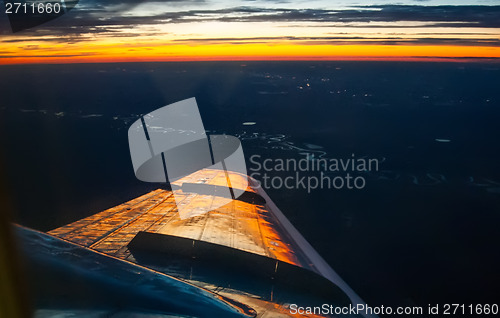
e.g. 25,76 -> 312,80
0,0 -> 499,64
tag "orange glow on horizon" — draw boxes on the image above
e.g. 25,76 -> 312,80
1,42 -> 499,65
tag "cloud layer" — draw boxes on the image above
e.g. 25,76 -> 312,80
1,1 -> 499,62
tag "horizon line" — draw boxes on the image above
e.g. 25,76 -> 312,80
2,56 -> 500,66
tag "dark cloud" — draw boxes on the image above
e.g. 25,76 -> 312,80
172,35 -> 500,47
1,4 -> 498,45
407,56 -> 500,61
354,5 -> 500,28
189,5 -> 500,28
0,53 -> 96,58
